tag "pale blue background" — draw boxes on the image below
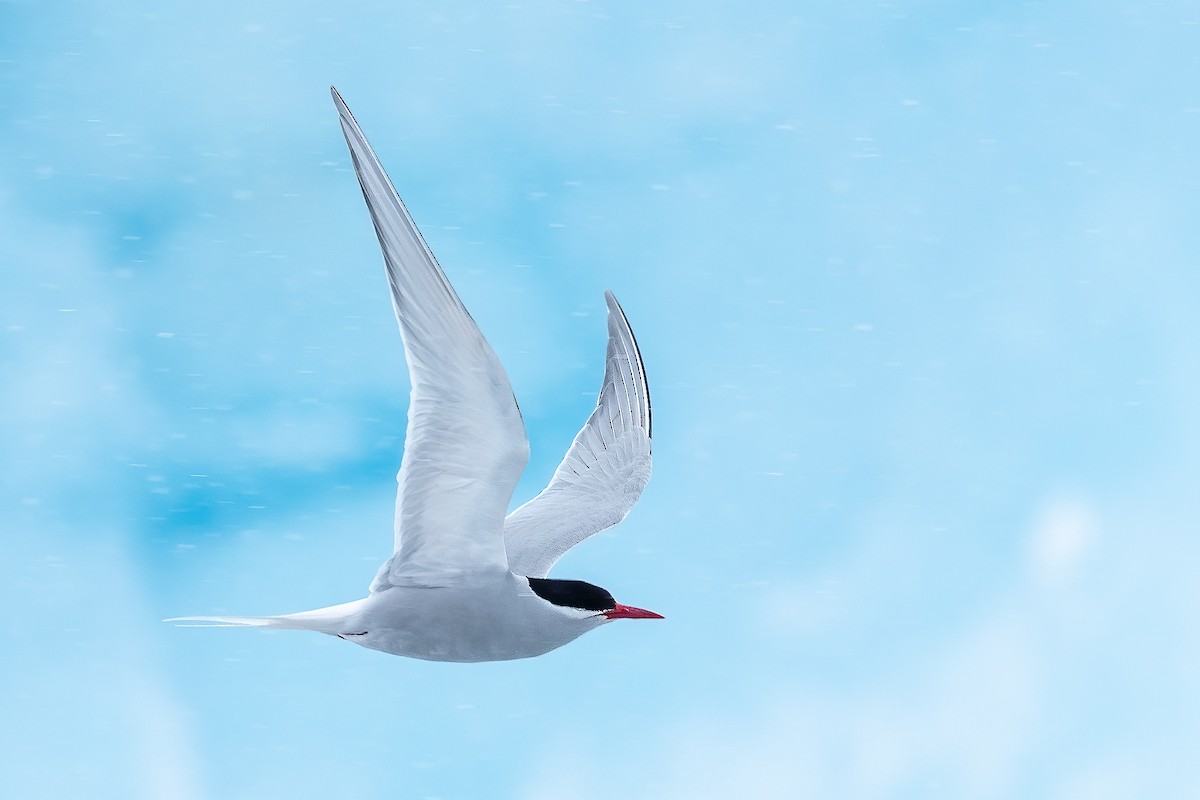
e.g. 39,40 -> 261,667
3,1 -> 1199,798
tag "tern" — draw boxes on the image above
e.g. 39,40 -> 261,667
167,88 -> 659,662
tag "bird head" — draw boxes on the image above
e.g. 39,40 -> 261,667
527,577 -> 663,622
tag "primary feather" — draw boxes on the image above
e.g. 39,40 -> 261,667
331,89 -> 529,591
504,291 -> 653,578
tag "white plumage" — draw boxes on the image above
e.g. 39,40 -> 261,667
166,88 -> 659,662
504,291 -> 652,578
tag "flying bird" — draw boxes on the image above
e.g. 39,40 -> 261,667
167,88 -> 659,662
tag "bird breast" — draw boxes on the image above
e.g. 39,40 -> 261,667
349,572 -> 605,662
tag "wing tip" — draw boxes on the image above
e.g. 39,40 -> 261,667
601,289 -> 652,440
330,86 -> 364,144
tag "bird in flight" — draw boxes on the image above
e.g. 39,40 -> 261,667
167,88 -> 659,662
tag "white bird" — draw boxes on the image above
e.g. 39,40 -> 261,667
166,88 -> 659,662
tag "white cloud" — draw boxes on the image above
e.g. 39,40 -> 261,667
521,483 -> 1200,799
0,521 -> 204,800
1028,495 -> 1095,586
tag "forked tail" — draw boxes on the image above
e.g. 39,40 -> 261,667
164,599 -> 367,634
164,615 -> 291,629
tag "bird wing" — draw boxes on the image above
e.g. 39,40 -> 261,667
503,291 -> 652,578
332,88 -> 529,590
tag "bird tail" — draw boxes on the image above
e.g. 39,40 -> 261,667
164,615 -> 290,629
165,599 -> 367,634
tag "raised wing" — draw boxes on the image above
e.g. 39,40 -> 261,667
332,88 -> 529,590
503,292 -> 652,578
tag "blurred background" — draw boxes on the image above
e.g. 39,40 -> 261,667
3,1 -> 1199,798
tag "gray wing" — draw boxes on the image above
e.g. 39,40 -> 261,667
332,88 -> 529,590
503,292 -> 652,578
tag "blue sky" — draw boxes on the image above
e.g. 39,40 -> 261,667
3,1 -> 1199,798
